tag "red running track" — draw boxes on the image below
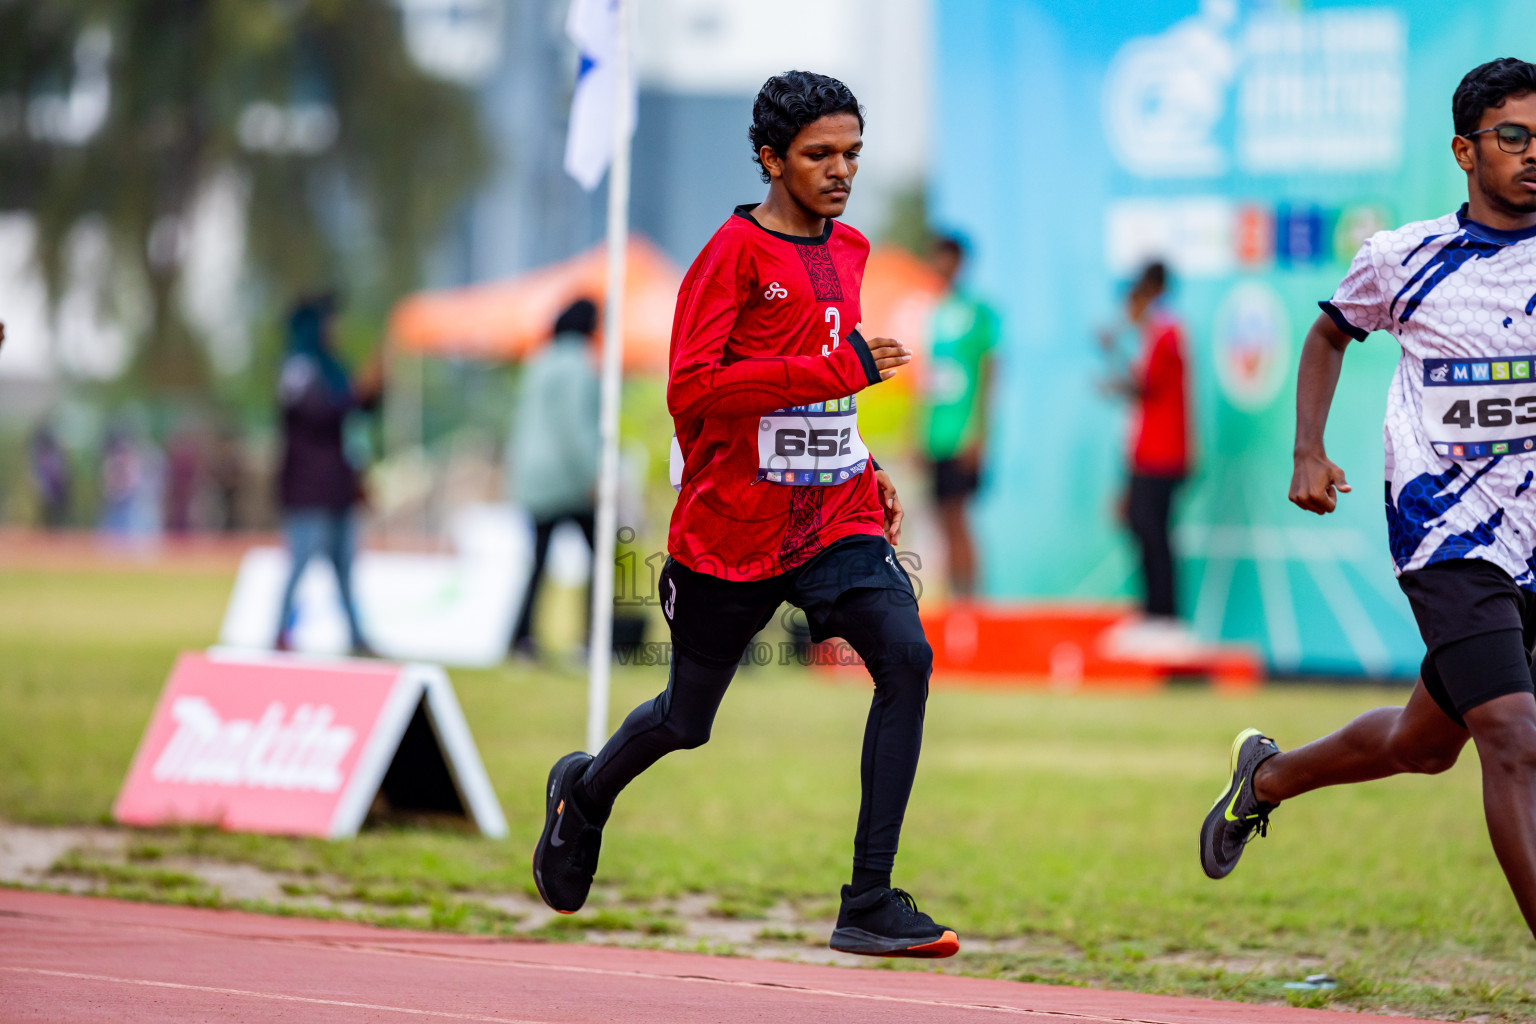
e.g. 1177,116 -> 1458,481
0,890 -> 1434,1024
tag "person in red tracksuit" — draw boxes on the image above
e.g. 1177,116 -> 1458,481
532,70 -> 958,959
1103,261 -> 1190,625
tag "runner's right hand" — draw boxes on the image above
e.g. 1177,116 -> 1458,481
1289,450 -> 1351,515
867,339 -> 911,381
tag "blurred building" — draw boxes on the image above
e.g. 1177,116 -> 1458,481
0,0 -> 932,528
429,0 -> 933,283
0,0 -> 934,400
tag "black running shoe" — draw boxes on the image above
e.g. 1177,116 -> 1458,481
828,885 -> 960,958
532,752 -> 603,913
1200,727 -> 1281,880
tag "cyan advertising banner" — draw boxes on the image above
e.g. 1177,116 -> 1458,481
933,0 -> 1536,675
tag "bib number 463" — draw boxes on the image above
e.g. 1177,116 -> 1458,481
1442,396 -> 1536,429
775,427 -> 853,457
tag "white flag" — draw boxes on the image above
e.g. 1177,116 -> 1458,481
564,0 -> 636,192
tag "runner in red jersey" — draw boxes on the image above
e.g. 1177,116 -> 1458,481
534,70 -> 958,959
667,203 -> 885,578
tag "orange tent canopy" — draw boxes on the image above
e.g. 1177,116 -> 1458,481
387,238 -> 945,379
388,236 -> 682,373
857,245 -> 947,393
859,244 -> 946,345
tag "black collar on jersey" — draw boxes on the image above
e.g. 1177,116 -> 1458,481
733,203 -> 834,246
1456,202 -> 1536,244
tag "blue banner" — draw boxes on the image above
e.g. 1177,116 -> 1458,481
934,0 -> 1536,674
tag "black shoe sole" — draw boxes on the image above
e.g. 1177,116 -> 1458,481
532,751 -> 592,913
829,925 -> 960,958
1200,727 -> 1268,880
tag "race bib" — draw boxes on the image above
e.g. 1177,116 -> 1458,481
756,396 -> 870,485
1423,356 -> 1536,459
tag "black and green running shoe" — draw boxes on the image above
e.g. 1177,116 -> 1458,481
1200,728 -> 1281,880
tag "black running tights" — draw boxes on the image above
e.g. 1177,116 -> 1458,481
577,587 -> 932,873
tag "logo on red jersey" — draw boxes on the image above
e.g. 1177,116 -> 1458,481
763,281 -> 788,300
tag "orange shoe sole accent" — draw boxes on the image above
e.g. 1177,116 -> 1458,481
895,930 -> 959,958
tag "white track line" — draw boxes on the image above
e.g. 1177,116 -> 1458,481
235,940 -> 1197,1024
1,906 -> 1275,1024
0,966 -> 552,1024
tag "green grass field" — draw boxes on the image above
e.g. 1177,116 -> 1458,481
2,564 -> 1534,1020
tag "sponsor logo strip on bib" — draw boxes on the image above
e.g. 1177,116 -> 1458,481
1423,357 -> 1536,458
757,396 -> 870,485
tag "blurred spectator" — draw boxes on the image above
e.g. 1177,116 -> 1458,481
98,427 -> 138,535
1098,262 -> 1194,650
209,426 -> 246,533
918,234 -> 998,600
274,295 -> 383,655
29,423 -> 72,529
165,426 -> 203,536
98,419 -> 166,541
507,298 -> 601,659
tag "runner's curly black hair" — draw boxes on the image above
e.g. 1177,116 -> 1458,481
749,71 -> 864,184
1453,58 -> 1536,137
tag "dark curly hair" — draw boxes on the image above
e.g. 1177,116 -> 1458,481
749,71 -> 864,184
1453,58 -> 1536,137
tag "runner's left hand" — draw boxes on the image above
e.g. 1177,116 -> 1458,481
866,339 -> 911,381
874,469 -> 903,546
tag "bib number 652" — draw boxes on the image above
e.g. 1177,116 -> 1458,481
775,427 -> 853,457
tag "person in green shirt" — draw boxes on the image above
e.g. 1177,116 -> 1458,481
507,298 -> 602,658
920,235 -> 998,599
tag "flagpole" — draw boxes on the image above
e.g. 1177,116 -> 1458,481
586,0 -> 631,754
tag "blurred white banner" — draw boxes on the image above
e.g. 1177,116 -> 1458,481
216,504 -> 590,668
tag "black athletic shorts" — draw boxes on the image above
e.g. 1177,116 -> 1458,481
1397,558 -> 1536,725
661,533 -> 919,663
930,457 -> 979,502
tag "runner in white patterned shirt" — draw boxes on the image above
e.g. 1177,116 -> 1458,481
1197,58 -> 1536,940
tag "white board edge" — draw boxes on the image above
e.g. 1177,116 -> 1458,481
414,664 -> 510,839
327,669 -> 424,839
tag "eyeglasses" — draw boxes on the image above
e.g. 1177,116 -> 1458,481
1465,124 -> 1536,154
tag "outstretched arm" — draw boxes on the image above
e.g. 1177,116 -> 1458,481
666,275 -> 910,420
670,329 -> 908,420
1289,313 -> 1356,515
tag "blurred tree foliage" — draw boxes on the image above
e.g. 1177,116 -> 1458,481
0,0 -> 489,394
880,180 -> 933,258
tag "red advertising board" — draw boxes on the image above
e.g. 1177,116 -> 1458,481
113,650 -> 506,838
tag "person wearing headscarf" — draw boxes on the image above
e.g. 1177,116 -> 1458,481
274,294 -> 383,654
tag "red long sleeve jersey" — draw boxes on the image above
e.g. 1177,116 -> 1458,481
667,206 -> 886,581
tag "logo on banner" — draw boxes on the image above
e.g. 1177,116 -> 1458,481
1103,4 -> 1405,179
152,697 -> 355,792
1214,280 -> 1290,411
114,652 -> 508,839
